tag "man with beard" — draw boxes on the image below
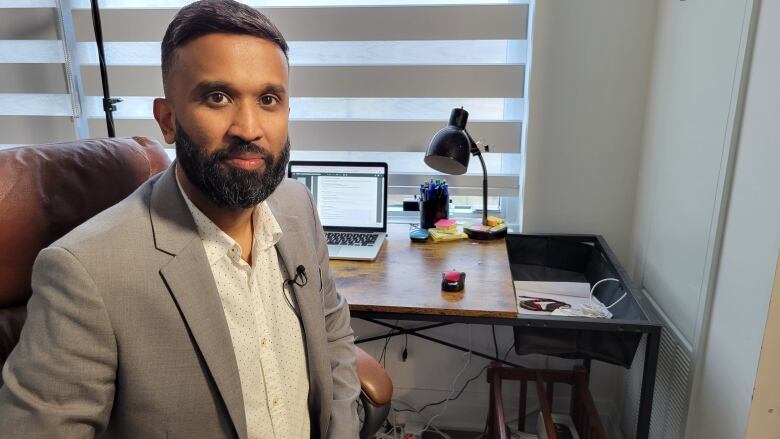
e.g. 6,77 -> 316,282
0,1 -> 360,438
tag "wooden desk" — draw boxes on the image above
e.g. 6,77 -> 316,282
332,224 -> 661,439
331,223 -> 517,319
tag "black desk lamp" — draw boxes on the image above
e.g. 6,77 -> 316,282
424,107 -> 507,240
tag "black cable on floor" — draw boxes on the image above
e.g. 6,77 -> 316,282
378,319 -> 398,366
491,325 -> 499,359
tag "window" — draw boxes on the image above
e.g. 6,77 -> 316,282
0,0 -> 529,226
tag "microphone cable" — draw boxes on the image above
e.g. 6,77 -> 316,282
281,265 -> 307,325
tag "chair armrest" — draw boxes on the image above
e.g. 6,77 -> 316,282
355,346 -> 393,438
355,346 -> 392,407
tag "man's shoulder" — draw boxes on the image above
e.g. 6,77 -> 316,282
267,178 -> 314,213
266,178 -> 323,239
271,178 -> 309,198
53,175 -> 158,255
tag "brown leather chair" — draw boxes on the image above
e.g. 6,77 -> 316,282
0,137 -> 391,438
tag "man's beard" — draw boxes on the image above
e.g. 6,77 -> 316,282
175,123 -> 290,209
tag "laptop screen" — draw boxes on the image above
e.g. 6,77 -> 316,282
288,161 -> 388,231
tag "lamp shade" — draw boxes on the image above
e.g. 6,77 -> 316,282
424,108 -> 472,175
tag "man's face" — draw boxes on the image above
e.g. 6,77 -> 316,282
154,33 -> 290,208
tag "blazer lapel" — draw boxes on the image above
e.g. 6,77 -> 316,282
150,167 -> 248,439
270,205 -> 332,439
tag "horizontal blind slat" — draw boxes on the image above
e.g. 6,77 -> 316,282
1,1 -> 56,7
72,5 -> 528,42
0,64 -> 68,93
388,174 -> 517,191
0,40 -> 64,63
68,0 -> 524,7
82,96 -> 524,122
76,40 -> 527,66
0,116 -> 76,144
80,64 -> 525,98
0,8 -> 59,40
389,186 -> 516,197
288,120 -> 521,153
290,150 -> 519,180
0,93 -> 71,116
87,119 -> 521,154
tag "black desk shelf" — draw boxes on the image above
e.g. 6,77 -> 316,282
506,233 -> 663,439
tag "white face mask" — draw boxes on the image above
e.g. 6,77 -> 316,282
552,301 -> 613,319
550,278 -> 624,319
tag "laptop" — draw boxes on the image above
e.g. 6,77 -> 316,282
288,161 -> 388,261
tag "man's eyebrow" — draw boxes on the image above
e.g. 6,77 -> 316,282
259,83 -> 287,96
189,81 -> 287,97
190,81 -> 235,97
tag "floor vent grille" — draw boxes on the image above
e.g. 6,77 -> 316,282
619,313 -> 692,439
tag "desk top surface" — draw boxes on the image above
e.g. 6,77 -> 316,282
331,223 -> 518,318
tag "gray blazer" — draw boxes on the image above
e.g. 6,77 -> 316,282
0,166 -> 360,439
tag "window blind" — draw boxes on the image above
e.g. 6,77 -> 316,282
0,0 -> 86,147
0,0 -> 528,219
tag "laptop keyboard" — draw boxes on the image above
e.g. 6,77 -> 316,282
326,232 -> 379,247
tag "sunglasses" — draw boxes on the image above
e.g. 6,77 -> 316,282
518,296 -> 571,312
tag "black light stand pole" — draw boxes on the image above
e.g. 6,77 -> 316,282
90,0 -> 121,137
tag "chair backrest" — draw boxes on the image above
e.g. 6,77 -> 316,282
0,137 -> 171,368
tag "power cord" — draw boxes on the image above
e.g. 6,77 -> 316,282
382,399 -> 452,439
590,277 -> 627,309
421,348 -> 473,434
378,320 -> 399,367
394,363 -> 489,415
398,330 -> 520,417
491,325 -> 499,359
551,277 -> 627,318
376,326 -> 528,437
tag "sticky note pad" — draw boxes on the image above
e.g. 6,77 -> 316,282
434,219 -> 456,228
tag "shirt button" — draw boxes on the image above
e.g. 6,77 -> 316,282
261,338 -> 267,347
272,398 -> 279,406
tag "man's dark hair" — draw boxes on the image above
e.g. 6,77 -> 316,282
161,0 -> 289,94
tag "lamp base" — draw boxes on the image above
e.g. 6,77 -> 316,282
465,223 -> 508,240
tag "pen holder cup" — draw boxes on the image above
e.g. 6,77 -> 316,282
419,197 -> 449,229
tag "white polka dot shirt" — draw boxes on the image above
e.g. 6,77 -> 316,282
176,174 -> 310,439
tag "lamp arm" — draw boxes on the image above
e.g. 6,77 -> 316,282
465,130 -> 489,226
475,151 -> 488,226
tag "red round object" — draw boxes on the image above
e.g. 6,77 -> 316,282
444,271 -> 462,282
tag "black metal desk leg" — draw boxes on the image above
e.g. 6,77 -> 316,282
637,329 -> 661,439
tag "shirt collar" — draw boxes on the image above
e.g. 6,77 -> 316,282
175,167 -> 283,266
254,201 -> 283,251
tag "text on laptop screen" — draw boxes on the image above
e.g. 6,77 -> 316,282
289,164 -> 386,229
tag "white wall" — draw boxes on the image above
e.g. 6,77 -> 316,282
623,0 -> 780,437
628,0 -> 754,348
522,0 -> 657,261
685,0 -> 780,436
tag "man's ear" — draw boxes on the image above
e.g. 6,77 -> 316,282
153,98 -> 176,144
